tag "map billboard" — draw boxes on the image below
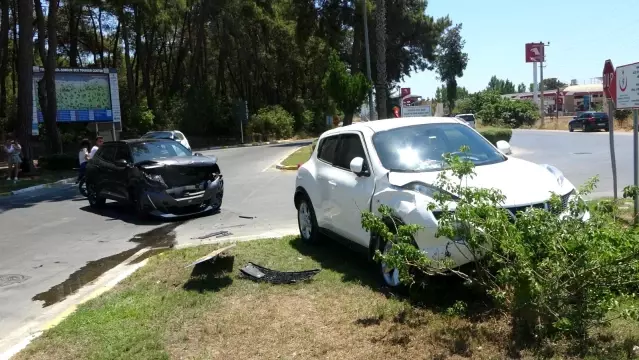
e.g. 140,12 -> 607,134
31,67 -> 122,135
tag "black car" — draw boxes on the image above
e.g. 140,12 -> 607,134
568,111 -> 609,132
85,138 -> 223,219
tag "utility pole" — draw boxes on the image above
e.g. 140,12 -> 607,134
362,0 -> 375,120
539,42 -> 550,126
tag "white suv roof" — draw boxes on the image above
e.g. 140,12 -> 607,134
322,117 -> 466,137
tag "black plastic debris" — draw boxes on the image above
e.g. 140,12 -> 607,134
192,230 -> 232,240
239,215 -> 255,219
185,244 -> 236,268
239,262 -> 320,284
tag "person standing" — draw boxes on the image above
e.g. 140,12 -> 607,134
77,138 -> 91,183
4,136 -> 22,183
88,136 -> 103,159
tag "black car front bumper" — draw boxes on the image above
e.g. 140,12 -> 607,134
140,177 -> 223,218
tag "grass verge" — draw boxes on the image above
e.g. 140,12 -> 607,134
281,145 -> 313,167
0,169 -> 76,194
15,235 -> 639,360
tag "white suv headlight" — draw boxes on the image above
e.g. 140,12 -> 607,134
400,182 -> 459,201
541,164 -> 565,187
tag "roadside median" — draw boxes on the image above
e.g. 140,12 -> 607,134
11,231 -> 639,360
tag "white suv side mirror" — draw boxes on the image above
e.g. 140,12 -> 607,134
349,157 -> 365,175
496,140 -> 512,155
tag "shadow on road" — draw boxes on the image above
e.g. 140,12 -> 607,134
0,185 -> 83,216
79,203 -> 164,226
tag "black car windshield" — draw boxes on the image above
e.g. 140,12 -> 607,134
130,140 -> 192,163
372,123 -> 506,172
142,131 -> 174,139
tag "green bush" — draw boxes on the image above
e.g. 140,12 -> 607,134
457,90 -> 539,128
246,105 -> 294,140
361,149 -> 639,353
478,127 -> 512,145
38,153 -> 78,170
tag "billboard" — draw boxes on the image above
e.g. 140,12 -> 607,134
31,67 -> 122,135
525,43 -> 544,63
401,105 -> 432,117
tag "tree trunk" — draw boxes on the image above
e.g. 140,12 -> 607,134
34,0 -> 61,153
44,0 -> 60,153
120,7 -> 136,107
374,0 -> 387,119
342,112 -> 354,127
16,0 -> 33,171
68,0 -> 80,67
0,0 -> 9,118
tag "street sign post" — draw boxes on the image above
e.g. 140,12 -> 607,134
603,59 -> 618,199
616,61 -> 639,221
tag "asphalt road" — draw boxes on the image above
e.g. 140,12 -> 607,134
510,129 -> 634,199
0,141 -> 306,350
0,129 -> 632,352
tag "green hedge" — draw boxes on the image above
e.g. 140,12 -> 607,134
38,153 -> 78,171
478,127 -> 512,145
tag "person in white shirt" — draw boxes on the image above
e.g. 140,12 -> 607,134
88,136 -> 104,159
77,138 -> 91,183
4,136 -> 22,183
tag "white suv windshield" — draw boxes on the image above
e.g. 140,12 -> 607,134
372,123 -> 506,172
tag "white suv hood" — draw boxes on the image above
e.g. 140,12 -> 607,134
387,157 -> 568,206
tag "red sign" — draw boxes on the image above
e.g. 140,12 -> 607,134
602,59 -> 616,102
525,43 -> 544,63
400,88 -> 411,97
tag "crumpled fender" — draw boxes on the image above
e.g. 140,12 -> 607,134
370,172 -> 475,266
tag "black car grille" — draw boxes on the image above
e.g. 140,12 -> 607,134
153,165 -> 218,188
431,190 -> 575,223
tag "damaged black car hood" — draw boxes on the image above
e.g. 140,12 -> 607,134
136,155 -> 217,168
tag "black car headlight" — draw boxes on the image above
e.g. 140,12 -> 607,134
143,172 -> 168,189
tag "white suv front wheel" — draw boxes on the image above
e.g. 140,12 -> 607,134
297,197 -> 319,243
380,241 -> 402,288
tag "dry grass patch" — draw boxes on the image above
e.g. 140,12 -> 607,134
14,236 -> 639,360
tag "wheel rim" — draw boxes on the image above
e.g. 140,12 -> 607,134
298,202 -> 313,239
381,241 -> 401,287
79,181 -> 87,195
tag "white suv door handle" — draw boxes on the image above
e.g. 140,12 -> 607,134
328,180 -> 337,186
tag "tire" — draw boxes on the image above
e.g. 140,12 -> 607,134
132,190 -> 149,219
297,196 -> 320,243
379,239 -> 403,288
78,178 -> 88,197
569,125 -> 574,132
209,179 -> 224,213
605,127 -> 610,132
87,182 -> 105,208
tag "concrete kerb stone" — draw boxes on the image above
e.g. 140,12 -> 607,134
194,138 -> 314,152
275,163 -> 299,171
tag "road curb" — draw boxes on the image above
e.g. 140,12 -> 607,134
195,138 -> 314,152
275,163 -> 299,171
6,177 -> 76,196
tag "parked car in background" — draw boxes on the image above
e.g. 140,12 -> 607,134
85,139 -> 223,219
568,112 -> 609,132
293,117 -> 588,288
455,113 -> 476,128
142,130 -> 191,150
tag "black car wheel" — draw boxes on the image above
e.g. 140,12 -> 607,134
133,190 -> 149,219
87,182 -> 105,208
569,124 -> 574,132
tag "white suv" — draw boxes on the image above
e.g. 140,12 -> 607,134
294,117 -> 586,288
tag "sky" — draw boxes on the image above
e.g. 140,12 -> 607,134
399,0 -> 639,99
